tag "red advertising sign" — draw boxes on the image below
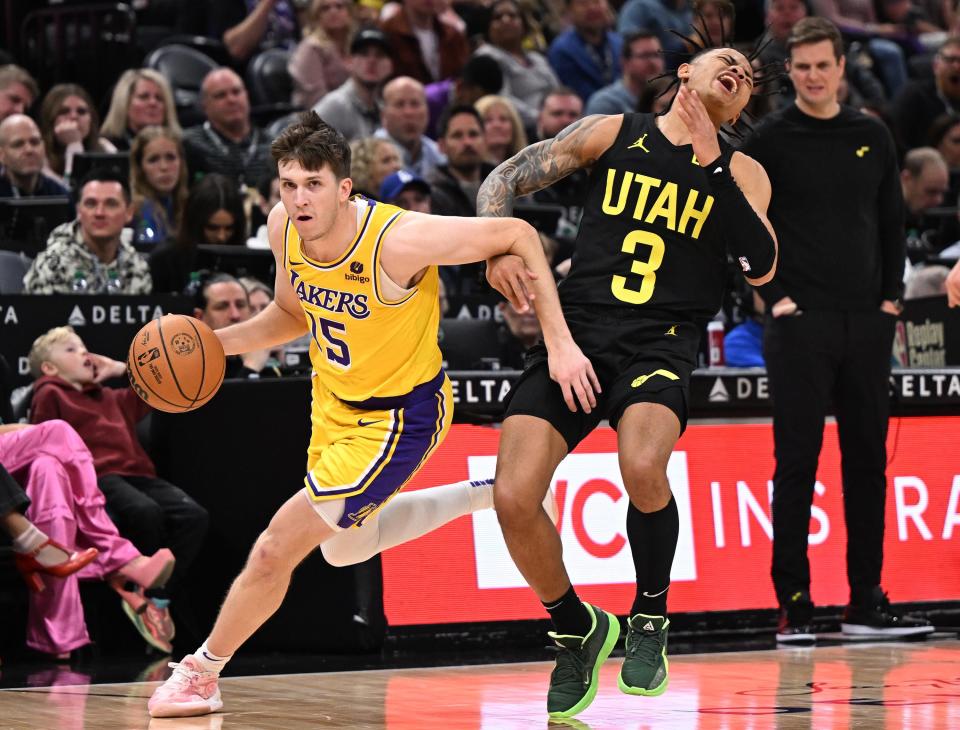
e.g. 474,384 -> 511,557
382,417 -> 960,625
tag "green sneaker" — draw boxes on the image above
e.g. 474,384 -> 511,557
546,603 -> 620,718
618,613 -> 670,696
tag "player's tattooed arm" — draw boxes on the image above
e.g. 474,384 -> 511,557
477,114 -> 619,218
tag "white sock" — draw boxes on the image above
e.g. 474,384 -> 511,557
12,524 -> 68,566
193,640 -> 232,674
321,478 -> 492,567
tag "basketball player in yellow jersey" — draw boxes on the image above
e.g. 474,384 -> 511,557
148,111 -> 599,718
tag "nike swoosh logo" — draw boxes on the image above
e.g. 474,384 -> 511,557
642,586 -> 669,598
358,419 -> 383,427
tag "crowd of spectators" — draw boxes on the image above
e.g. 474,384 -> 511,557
3,0 -> 960,663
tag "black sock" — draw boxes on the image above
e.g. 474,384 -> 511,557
543,585 -> 592,637
627,496 -> 679,617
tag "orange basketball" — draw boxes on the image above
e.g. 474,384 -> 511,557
127,314 -> 226,413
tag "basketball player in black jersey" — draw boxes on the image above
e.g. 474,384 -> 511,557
477,47 -> 778,718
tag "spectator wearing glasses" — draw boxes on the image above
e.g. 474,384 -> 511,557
586,31 -> 664,115
288,0 -> 356,108
892,36 -> 960,150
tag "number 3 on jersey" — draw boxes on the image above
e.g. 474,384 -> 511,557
611,229 -> 665,305
307,311 -> 351,368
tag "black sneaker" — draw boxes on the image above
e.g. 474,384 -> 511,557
776,590 -> 815,644
841,588 -> 934,638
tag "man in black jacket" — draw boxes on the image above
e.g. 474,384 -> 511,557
743,17 -> 932,644
891,35 -> 960,150
429,105 -> 495,218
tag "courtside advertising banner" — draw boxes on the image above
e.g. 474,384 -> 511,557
382,417 -> 960,625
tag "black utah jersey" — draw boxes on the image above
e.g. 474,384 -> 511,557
559,112 -> 734,323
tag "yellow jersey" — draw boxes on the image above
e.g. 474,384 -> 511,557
281,197 -> 442,402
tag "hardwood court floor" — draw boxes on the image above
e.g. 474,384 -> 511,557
2,640 -> 960,729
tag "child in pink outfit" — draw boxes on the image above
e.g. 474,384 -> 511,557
0,420 -> 175,657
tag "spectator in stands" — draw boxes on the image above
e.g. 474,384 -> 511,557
894,35 -> 960,150
374,77 -> 446,179
495,299 -> 543,369
182,69 -> 273,185
23,169 -> 151,295
130,126 -> 189,248
149,173 -> 247,293
475,95 -> 527,165
240,276 -> 274,314
39,84 -> 117,185
473,0 -> 559,127
349,137 -> 404,197
101,70 -> 182,152
193,273 -> 277,378
532,88 -> 587,258
430,105 -> 495,217
809,0 -> 910,97
548,0 -> 622,102
586,31 -> 664,115
0,421 -> 178,656
534,86 -> 583,142
0,65 -> 38,122
905,263 -> 950,297
248,172 -> 282,247
617,0 -> 691,67
0,115 -> 69,198
289,0 -> 356,108
724,292 -> 766,367
379,0 -> 470,84
180,0 -> 303,63
691,0 -> 735,46
901,147 -> 950,257
928,113 -> 960,168
379,169 -> 432,212
425,55 -> 503,139
313,29 -> 394,143
29,328 -> 209,654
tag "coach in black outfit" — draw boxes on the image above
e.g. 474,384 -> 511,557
743,17 -> 931,643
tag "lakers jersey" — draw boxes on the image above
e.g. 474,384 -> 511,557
282,196 -> 442,402
560,113 -> 734,322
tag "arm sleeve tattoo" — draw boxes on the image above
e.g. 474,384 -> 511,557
477,116 -> 607,218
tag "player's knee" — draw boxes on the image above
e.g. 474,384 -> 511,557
493,480 -> 543,526
245,531 -> 293,581
320,540 -> 363,568
621,457 -> 667,499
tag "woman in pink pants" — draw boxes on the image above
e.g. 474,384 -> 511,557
0,420 -> 175,658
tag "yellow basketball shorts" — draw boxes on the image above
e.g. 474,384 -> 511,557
303,369 -> 453,529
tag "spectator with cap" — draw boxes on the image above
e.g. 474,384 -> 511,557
23,169 -> 151,295
548,0 -> 623,103
313,28 -> 395,142
379,0 -> 470,85
379,169 -> 432,213
586,31 -> 664,115
0,115 -> 69,198
0,65 -> 38,121
474,0 -> 559,127
181,69 -> 273,186
288,0 -> 357,109
425,55 -> 503,139
374,77 -> 446,179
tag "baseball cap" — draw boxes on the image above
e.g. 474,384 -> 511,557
379,170 -> 431,202
350,28 -> 391,55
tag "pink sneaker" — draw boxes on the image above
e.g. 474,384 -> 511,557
148,656 -> 223,718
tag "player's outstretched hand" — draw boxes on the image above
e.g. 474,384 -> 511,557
548,340 -> 601,414
486,254 -> 538,312
674,85 -> 722,169
88,353 -> 127,382
947,260 -> 960,308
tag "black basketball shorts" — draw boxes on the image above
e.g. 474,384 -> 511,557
504,305 -> 701,452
